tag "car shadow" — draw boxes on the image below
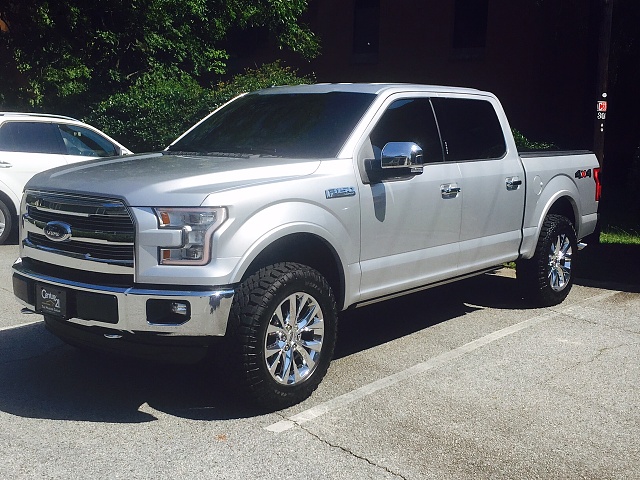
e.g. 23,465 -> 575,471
0,272 -> 545,423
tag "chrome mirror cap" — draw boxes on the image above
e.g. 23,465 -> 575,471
381,142 -> 424,173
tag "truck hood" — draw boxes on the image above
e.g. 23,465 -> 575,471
26,152 -> 321,206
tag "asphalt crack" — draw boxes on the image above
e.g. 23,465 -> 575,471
269,411 -> 408,479
296,420 -> 409,480
548,299 -> 640,336
541,341 -> 640,387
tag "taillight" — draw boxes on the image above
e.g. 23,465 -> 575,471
593,167 -> 602,201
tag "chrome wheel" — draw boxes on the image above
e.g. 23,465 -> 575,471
231,262 -> 337,409
264,292 -> 325,386
548,232 -> 573,292
517,214 -> 577,306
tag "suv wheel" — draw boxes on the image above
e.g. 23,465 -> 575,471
0,200 -> 13,244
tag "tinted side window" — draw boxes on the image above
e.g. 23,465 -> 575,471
370,98 -> 444,163
431,98 -> 506,161
58,124 -> 117,157
0,122 -> 64,154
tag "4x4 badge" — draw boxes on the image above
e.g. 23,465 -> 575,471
574,169 -> 592,179
43,221 -> 72,242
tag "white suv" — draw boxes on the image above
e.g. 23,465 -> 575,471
0,113 -> 132,243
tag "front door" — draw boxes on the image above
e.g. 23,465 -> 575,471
358,96 -> 463,301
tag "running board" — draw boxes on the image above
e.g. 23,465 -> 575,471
355,267 -> 498,308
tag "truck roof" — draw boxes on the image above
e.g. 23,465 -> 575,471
255,83 -> 485,96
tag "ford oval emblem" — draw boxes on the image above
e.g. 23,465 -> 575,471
43,221 -> 72,242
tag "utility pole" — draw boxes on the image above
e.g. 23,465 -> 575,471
593,0 -> 614,170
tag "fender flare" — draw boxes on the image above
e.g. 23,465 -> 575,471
219,201 -> 360,307
520,174 -> 580,259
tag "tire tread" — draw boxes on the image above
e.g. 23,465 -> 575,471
229,262 -> 338,410
517,214 -> 577,306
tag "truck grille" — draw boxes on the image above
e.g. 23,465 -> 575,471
23,191 -> 135,268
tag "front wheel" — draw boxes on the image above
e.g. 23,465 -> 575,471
229,262 -> 338,410
0,199 -> 13,245
517,214 -> 578,306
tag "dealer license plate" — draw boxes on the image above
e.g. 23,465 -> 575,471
36,283 -> 67,318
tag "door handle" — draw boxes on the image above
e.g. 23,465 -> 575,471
441,183 -> 461,197
0,161 -> 12,168
506,176 -> 522,190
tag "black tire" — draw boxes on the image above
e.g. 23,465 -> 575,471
517,214 -> 578,306
229,262 -> 338,410
0,199 -> 13,245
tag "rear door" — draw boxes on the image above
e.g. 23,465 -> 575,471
0,121 -> 69,200
431,96 -> 525,272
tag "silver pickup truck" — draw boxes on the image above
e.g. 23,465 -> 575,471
12,84 -> 600,409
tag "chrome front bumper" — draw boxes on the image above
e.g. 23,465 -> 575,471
12,258 -> 235,337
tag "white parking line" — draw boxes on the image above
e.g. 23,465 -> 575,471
0,320 -> 43,332
265,290 -> 618,433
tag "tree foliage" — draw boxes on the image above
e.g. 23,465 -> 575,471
86,61 -> 313,151
0,0 -> 318,114
511,129 -> 556,151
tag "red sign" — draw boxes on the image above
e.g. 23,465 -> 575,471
597,101 -> 607,112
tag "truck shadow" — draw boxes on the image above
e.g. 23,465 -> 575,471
334,271 -> 523,359
0,323 -> 256,423
574,243 -> 640,292
0,272 -> 544,423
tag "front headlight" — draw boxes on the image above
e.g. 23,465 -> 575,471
154,207 -> 227,265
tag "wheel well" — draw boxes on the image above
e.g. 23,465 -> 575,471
242,233 -> 346,309
547,196 -> 576,228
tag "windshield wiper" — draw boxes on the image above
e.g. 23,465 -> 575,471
164,149 -> 251,158
230,145 -> 281,157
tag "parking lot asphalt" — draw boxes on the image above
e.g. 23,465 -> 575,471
1,242 -> 639,479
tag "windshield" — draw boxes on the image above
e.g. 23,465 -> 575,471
167,92 -> 375,158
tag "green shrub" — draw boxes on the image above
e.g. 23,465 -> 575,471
87,61 -> 313,152
86,66 -> 208,151
205,61 -> 314,110
511,129 -> 556,151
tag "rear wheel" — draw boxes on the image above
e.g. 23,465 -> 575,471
0,200 -> 13,245
517,214 -> 578,306
229,262 -> 338,410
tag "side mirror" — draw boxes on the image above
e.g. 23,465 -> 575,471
381,142 -> 424,174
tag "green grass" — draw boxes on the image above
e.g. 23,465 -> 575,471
600,228 -> 640,245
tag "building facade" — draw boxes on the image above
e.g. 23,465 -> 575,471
298,0 -> 599,150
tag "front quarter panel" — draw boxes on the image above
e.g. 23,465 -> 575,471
215,158 -> 360,283
133,158 -> 361,304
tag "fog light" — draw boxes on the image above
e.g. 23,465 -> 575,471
146,299 -> 191,325
171,302 -> 189,316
